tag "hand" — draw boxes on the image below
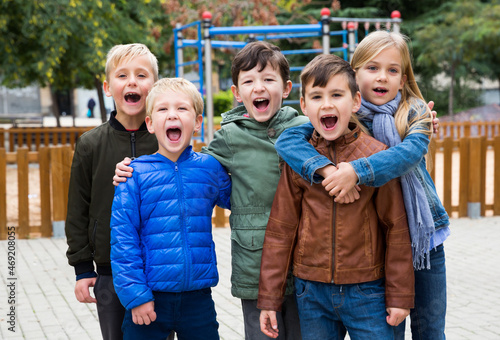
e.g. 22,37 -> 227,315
428,101 -> 439,134
113,157 -> 133,186
335,185 -> 361,204
132,301 -> 157,325
322,163 -> 359,202
386,307 -> 410,326
74,277 -> 97,303
260,310 -> 279,338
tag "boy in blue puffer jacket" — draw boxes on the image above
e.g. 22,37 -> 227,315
110,77 -> 231,340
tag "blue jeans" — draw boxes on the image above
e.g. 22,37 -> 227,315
394,244 -> 447,340
294,277 -> 393,340
122,288 -> 219,340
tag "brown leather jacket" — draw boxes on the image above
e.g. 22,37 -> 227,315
257,123 -> 414,312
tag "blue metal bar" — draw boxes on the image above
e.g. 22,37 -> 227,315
329,30 -> 347,37
329,17 -> 402,23
177,60 -> 199,68
263,32 -> 321,40
282,49 -> 323,56
209,24 -> 321,36
289,66 -> 304,72
175,20 -> 202,31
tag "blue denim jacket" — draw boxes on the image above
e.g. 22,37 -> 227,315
275,113 -> 450,235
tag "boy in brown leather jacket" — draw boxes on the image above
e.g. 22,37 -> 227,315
257,54 -> 414,340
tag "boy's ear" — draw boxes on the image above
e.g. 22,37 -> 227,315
193,114 -> 203,134
145,115 -> 154,134
300,97 -> 308,117
103,80 -> 112,97
352,91 -> 362,113
282,80 -> 293,99
231,85 -> 243,103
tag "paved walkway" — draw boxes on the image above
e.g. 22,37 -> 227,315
0,216 -> 499,339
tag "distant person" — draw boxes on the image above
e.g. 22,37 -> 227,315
111,77 -> 231,339
275,31 -> 450,340
87,97 -> 96,118
65,43 -> 159,340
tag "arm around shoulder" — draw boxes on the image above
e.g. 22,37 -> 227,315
275,122 -> 333,183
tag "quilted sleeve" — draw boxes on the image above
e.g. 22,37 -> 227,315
216,161 -> 231,210
110,172 -> 154,310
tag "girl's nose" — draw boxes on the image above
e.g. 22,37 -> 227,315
376,72 -> 388,82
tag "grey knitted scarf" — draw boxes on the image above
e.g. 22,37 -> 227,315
359,92 -> 434,270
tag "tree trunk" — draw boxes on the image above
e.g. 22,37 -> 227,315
448,63 -> 455,118
50,87 -> 61,128
95,77 -> 107,123
69,88 -> 76,127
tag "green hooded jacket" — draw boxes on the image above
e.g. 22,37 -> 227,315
202,105 -> 309,299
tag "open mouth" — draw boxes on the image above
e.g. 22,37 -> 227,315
167,128 -> 182,142
321,116 -> 338,130
373,88 -> 388,94
253,98 -> 269,111
125,93 -> 141,103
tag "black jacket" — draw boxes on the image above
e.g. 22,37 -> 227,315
65,111 -> 157,276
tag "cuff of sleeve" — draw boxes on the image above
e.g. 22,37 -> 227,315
76,271 -> 98,281
302,155 -> 335,185
74,261 -> 95,276
349,158 -> 372,186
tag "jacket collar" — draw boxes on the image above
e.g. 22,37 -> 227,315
109,110 -> 149,132
310,122 -> 361,148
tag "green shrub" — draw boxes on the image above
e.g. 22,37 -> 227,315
212,89 -> 234,117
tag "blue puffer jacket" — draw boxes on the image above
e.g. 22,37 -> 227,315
110,147 -> 231,310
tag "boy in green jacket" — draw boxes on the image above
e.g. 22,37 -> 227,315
115,41 -> 308,339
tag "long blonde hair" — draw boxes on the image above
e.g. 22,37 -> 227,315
351,31 -> 432,140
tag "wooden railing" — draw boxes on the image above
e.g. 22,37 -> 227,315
437,121 -> 500,139
0,126 -> 95,152
1,122 -> 499,239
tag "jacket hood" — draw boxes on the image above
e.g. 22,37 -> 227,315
221,105 -> 301,127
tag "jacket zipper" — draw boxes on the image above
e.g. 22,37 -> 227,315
331,146 -> 337,284
175,163 -> 190,290
130,132 -> 136,159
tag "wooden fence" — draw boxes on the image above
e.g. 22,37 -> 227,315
0,126 -> 95,152
0,122 -> 499,239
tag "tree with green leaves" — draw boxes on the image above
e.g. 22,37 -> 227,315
0,0 -> 163,125
412,0 -> 499,115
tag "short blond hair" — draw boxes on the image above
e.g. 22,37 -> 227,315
146,78 -> 204,118
105,43 -> 159,82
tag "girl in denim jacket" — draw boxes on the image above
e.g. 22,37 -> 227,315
275,31 -> 449,340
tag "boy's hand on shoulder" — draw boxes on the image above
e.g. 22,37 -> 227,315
260,310 -> 279,338
386,307 -> 410,326
113,157 -> 133,186
74,277 -> 97,303
321,163 -> 359,203
132,301 -> 157,325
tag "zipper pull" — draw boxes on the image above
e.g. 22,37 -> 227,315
130,132 -> 137,159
